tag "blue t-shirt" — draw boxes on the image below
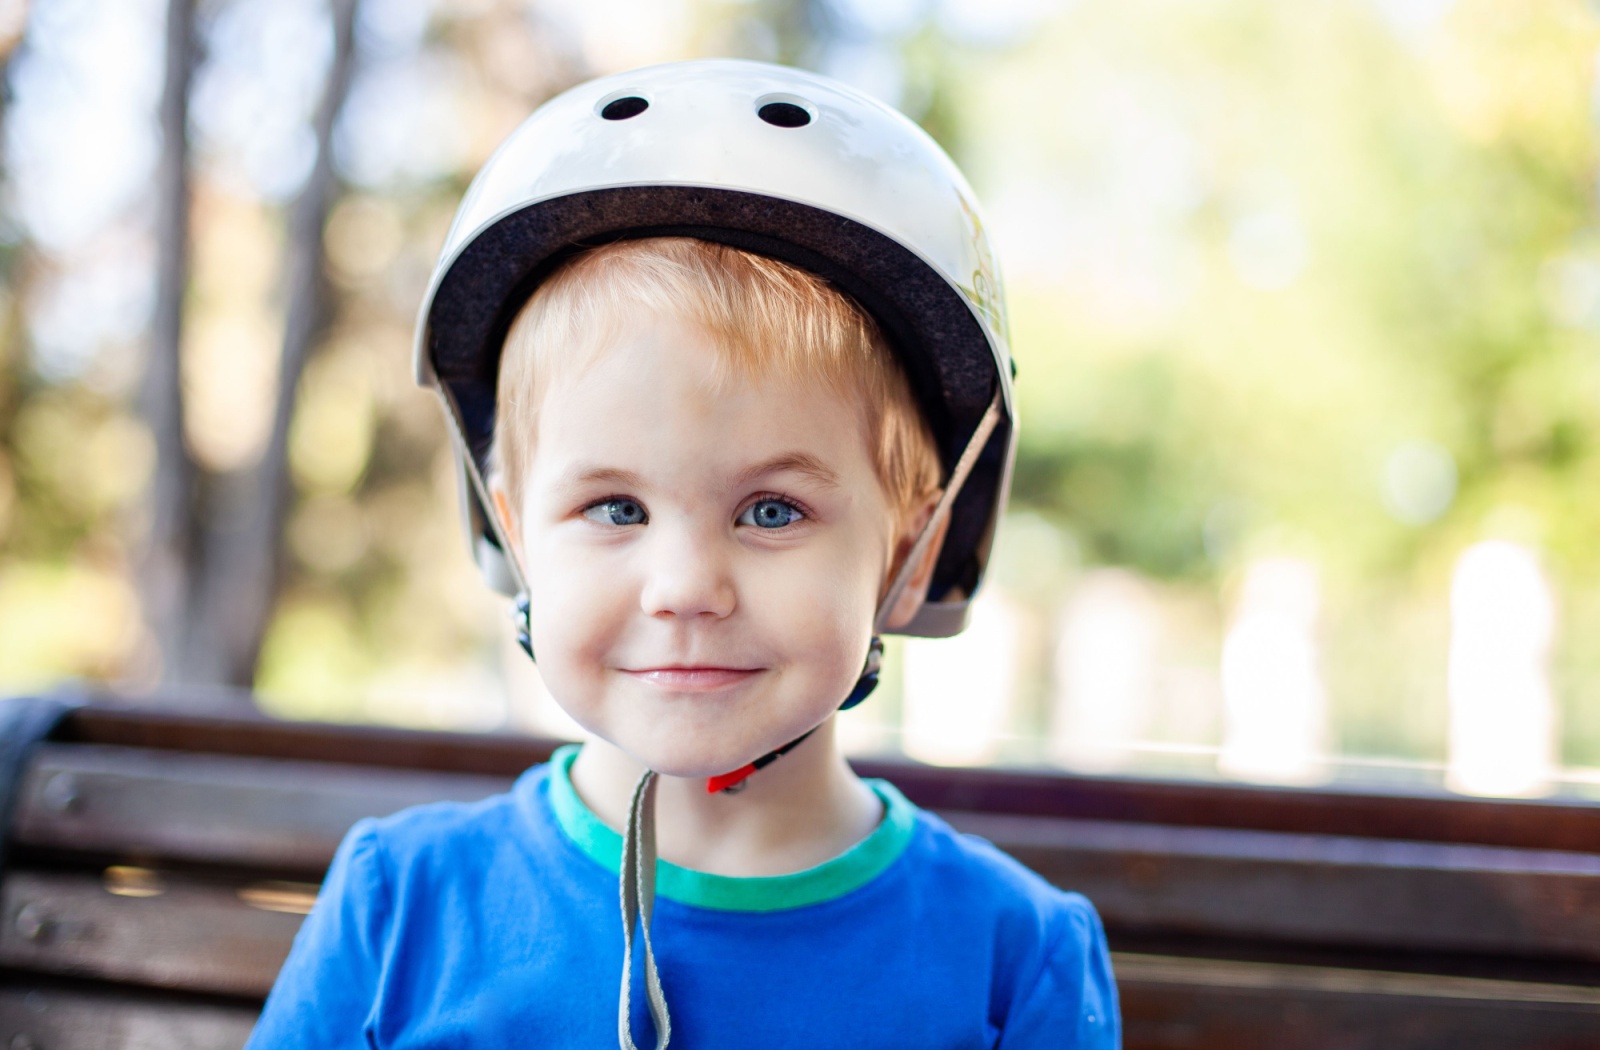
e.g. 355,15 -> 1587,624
248,746 -> 1119,1048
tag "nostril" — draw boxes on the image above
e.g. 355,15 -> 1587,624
600,96 -> 649,121
757,101 -> 811,128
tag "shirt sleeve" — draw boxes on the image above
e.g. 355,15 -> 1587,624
997,894 -> 1121,1049
245,818 -> 393,1050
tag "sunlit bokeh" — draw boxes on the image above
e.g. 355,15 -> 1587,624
1219,558 -> 1328,785
1050,570 -> 1160,773
901,590 -> 1019,767
1446,540 -> 1558,797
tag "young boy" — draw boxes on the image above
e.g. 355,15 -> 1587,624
248,59 -> 1119,1048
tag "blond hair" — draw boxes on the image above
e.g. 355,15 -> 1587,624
492,237 -> 941,531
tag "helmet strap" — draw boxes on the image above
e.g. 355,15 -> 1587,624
873,392 -> 1004,634
435,384 -> 535,594
838,635 -> 884,711
705,635 -> 884,795
513,593 -> 535,662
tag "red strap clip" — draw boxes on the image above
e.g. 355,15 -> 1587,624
705,764 -> 757,794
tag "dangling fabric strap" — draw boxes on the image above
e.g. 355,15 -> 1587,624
619,770 -> 671,1050
613,633 -> 887,1041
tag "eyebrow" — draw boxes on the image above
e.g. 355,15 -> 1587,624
557,465 -> 646,490
556,454 -> 841,492
736,452 -> 841,490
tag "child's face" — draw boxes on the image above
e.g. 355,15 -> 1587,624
505,309 -> 900,778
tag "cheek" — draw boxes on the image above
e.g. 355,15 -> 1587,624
747,548 -> 882,666
519,569 -> 624,739
521,545 -> 629,670
828,523 -> 895,625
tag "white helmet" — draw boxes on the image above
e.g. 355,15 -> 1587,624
414,58 -> 1015,637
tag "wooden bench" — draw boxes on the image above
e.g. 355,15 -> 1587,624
0,695 -> 1597,1048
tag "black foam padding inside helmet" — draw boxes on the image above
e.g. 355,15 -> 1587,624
427,186 -> 1006,600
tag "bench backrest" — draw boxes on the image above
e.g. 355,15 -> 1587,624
1,698 -> 1597,1049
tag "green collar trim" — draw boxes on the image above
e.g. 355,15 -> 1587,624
546,744 -> 916,912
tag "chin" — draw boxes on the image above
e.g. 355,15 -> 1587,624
610,721 -> 815,781
618,738 -> 753,780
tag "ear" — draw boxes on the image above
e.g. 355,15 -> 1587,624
881,496 -> 950,632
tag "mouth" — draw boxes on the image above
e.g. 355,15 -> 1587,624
622,666 -> 764,692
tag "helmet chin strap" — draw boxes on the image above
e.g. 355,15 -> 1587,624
702,636 -> 884,794
509,607 -> 883,796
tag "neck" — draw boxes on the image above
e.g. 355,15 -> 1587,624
567,719 -> 882,878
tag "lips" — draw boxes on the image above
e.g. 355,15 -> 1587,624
622,667 -> 762,692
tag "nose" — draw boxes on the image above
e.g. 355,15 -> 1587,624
638,524 -> 737,621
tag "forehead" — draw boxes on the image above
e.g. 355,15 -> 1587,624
529,312 -> 879,490
528,288 -> 863,406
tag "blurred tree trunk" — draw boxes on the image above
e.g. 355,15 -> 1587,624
0,13 -> 27,435
139,0 -> 202,687
178,0 -> 362,688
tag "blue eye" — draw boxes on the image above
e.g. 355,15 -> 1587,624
739,498 -> 803,529
583,498 -> 647,526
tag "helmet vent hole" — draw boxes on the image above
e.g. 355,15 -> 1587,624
600,96 -> 649,121
758,101 -> 811,128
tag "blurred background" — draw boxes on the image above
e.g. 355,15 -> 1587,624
1,0 -> 1597,799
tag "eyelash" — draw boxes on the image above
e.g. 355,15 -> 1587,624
581,496 -> 647,527
578,492 -> 812,528
738,492 -> 810,529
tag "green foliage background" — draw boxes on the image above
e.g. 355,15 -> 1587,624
1,0 -> 1598,785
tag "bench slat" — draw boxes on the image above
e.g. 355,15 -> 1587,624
12,744 -> 513,873
949,812 -> 1600,961
0,985 -> 257,1050
0,869 -> 306,997
7,813 -> 1599,990
1118,954 -> 1600,1050
57,706 -> 1600,853
13,746 -> 1600,961
1,951 -> 1596,1050
2,860 -> 1594,1048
